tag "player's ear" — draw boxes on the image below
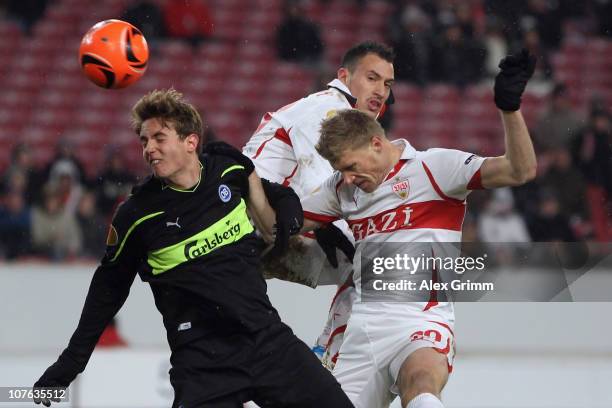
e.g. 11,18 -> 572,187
185,133 -> 199,153
337,67 -> 349,83
371,135 -> 384,151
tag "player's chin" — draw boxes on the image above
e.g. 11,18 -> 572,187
363,108 -> 379,118
151,165 -> 166,178
358,182 -> 375,193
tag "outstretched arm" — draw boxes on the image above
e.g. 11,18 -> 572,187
480,49 -> 538,188
480,110 -> 537,187
34,264 -> 136,406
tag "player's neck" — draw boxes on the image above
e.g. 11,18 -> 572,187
385,142 -> 404,172
164,157 -> 202,190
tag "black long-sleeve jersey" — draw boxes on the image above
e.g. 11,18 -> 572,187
59,152 -> 281,373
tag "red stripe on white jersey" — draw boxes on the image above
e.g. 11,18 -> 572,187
347,200 -> 466,242
329,281 -> 351,312
422,162 -> 464,204
252,127 -> 292,159
303,211 -> 339,224
254,112 -> 272,133
467,168 -> 483,190
282,164 -> 298,186
274,127 -> 292,146
327,324 -> 347,348
384,159 -> 407,182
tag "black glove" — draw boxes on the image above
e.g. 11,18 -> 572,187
494,49 -> 537,112
33,354 -> 82,406
315,223 -> 355,268
261,179 -> 303,256
203,141 -> 254,175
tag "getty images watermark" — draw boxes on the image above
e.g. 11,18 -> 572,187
359,242 -> 612,302
370,252 -> 493,292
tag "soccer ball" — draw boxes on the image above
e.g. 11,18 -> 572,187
78,19 -> 149,89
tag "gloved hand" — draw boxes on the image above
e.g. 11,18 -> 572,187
261,179 -> 303,256
494,49 -> 537,112
315,223 -> 355,268
203,141 -> 254,175
33,355 -> 81,406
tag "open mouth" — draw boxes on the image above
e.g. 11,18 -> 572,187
368,99 -> 382,111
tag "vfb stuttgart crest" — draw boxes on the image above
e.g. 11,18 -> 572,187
392,179 -> 410,199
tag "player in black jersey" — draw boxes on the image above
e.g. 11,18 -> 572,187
33,89 -> 353,408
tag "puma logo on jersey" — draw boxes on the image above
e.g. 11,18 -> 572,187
166,217 -> 181,228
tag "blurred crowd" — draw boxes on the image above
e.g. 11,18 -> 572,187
0,0 -> 610,261
462,87 -> 612,246
0,141 -> 137,260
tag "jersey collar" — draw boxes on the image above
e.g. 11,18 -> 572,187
161,161 -> 204,192
392,138 -> 417,160
327,78 -> 395,111
327,79 -> 357,107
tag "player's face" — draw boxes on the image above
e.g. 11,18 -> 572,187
340,53 -> 394,118
140,118 -> 193,180
333,141 -> 387,193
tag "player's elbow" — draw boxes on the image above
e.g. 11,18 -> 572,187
511,165 -> 537,186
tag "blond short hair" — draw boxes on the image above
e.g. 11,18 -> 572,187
316,109 -> 385,164
131,88 -> 204,154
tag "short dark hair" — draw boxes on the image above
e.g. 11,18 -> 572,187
316,109 -> 385,164
341,41 -> 395,72
131,88 -> 204,154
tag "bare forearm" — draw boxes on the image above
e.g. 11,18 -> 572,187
247,172 -> 276,243
501,110 -> 537,183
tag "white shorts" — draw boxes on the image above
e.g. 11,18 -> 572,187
333,302 -> 455,408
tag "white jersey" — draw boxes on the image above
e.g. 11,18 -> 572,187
303,138 -> 485,294
243,79 -> 358,287
303,139 -> 485,406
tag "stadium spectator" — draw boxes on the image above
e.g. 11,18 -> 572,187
30,184 -> 82,260
163,0 -> 214,47
522,28 -> 554,86
535,83 -> 583,152
529,189 -> 577,242
276,0 -> 325,67
454,2 -> 480,39
477,187 -> 532,243
430,19 -> 487,87
390,4 -> 433,85
76,190 -> 107,259
521,0 -> 563,51
482,17 -> 509,77
1,143 -> 43,206
121,0 -> 166,45
95,148 -> 136,220
43,139 -> 89,188
5,0 -> 48,35
538,147 -> 588,220
48,161 -> 84,218
570,107 -> 612,241
0,188 -> 31,259
483,0 -> 524,47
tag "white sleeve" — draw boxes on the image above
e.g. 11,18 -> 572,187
302,173 -> 343,224
242,115 -> 297,185
420,148 -> 486,201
